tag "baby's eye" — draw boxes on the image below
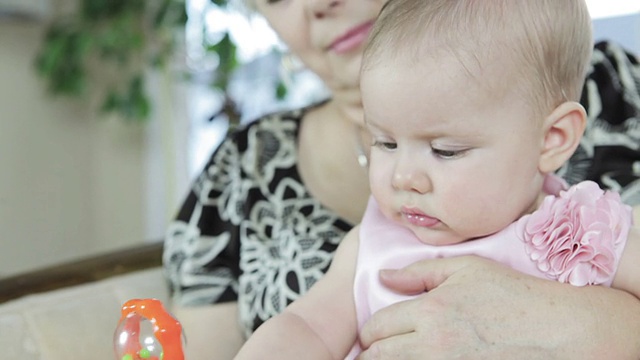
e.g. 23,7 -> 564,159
372,140 -> 397,151
432,148 -> 465,159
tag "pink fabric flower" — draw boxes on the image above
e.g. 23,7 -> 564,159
516,181 -> 631,286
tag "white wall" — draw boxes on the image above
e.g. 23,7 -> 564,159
0,18 -> 188,276
0,20 -> 94,275
593,12 -> 640,55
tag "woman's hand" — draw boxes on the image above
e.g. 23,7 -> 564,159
357,256 -> 640,360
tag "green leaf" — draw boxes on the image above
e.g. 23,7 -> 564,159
275,81 -> 288,100
101,91 -> 122,113
207,32 -> 238,74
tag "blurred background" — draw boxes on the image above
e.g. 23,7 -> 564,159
0,0 -> 638,278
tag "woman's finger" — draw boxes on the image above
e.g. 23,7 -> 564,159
357,297 -> 421,350
357,330 -> 424,360
379,255 -> 488,293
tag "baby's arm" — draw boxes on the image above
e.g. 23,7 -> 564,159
234,226 -> 361,360
612,226 -> 640,299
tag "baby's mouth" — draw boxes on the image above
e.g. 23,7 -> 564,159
401,207 -> 440,227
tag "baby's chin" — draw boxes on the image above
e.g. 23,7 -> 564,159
411,227 -> 468,247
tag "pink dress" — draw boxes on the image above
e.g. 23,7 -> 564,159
346,175 -> 632,359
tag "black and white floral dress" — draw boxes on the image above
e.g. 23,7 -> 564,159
163,103 -> 352,336
163,41 -> 640,337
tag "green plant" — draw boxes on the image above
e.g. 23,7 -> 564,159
35,0 -> 188,121
35,0 -> 285,124
203,21 -> 241,126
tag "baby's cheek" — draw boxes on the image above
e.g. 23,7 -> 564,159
445,190 -> 498,224
368,167 -> 393,197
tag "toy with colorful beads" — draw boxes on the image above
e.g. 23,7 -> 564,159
114,298 -> 185,360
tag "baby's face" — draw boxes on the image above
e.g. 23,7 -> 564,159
361,52 -> 547,245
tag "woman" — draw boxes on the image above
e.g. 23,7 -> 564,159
163,0 -> 640,358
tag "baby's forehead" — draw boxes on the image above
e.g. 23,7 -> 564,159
362,49 -> 543,120
366,43 -> 512,88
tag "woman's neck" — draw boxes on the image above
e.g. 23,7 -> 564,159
332,83 -> 365,125
297,99 -> 370,224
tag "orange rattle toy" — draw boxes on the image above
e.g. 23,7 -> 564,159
114,298 -> 185,360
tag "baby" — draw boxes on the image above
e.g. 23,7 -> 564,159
235,0 -> 640,359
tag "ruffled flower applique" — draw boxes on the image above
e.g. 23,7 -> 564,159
516,181 -> 632,286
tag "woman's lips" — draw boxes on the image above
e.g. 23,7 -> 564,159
329,21 -> 374,54
401,207 -> 440,228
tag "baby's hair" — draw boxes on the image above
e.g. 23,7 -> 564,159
363,0 -> 593,117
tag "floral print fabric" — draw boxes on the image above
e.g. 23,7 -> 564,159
163,104 -> 351,336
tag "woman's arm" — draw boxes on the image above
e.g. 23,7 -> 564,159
174,302 -> 245,360
357,256 -> 640,360
163,131 -> 247,359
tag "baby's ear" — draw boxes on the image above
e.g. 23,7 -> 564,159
538,101 -> 586,174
